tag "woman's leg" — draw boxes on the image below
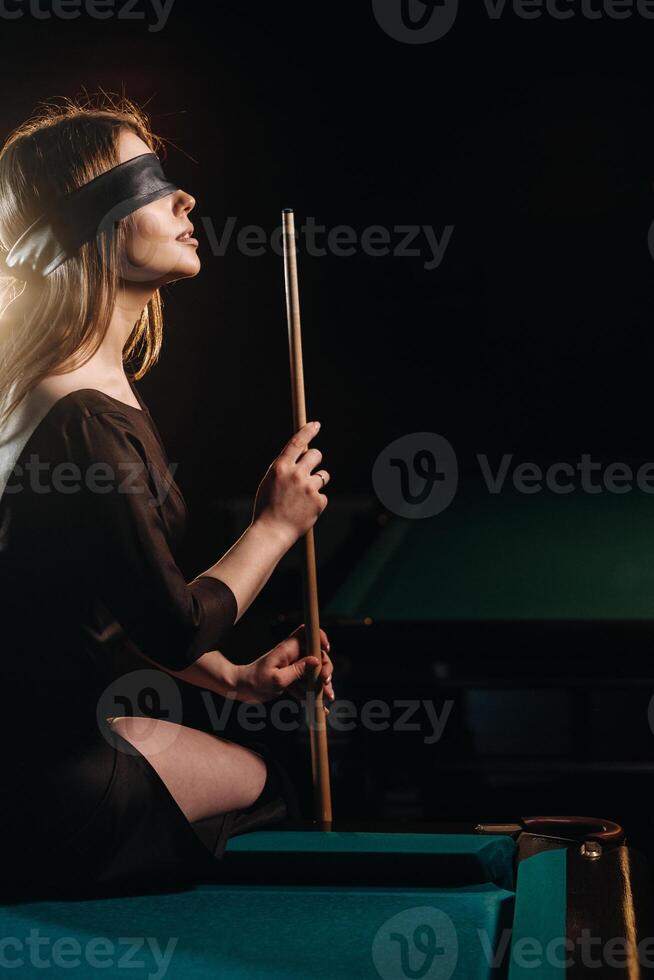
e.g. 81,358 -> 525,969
108,717 -> 268,824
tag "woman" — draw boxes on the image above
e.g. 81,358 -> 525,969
0,96 -> 334,894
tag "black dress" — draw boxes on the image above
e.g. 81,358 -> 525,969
0,379 -> 297,896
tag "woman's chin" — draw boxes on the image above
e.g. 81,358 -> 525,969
124,242 -> 202,285
159,253 -> 202,284
177,260 -> 201,281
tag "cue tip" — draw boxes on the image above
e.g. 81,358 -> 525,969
282,207 -> 293,213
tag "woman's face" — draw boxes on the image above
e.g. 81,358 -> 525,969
117,129 -> 200,285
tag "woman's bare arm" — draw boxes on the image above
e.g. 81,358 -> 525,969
130,520 -> 290,695
195,421 -> 330,621
133,645 -> 240,697
167,648 -> 241,697
196,517 -> 293,624
140,627 -> 335,706
130,423 -> 332,689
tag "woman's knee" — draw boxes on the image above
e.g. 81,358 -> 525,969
107,715 -> 170,755
107,718 -> 268,820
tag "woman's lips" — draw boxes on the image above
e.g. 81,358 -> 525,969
176,225 -> 198,245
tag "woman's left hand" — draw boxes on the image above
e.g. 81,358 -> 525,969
235,624 -> 334,706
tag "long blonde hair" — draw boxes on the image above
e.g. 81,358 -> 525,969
0,94 -> 166,428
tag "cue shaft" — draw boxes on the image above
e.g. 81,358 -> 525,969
281,208 -> 333,825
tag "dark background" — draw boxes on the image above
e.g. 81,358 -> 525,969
4,2 -> 654,499
5,2 -> 654,837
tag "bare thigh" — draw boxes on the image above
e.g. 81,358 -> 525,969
108,717 -> 267,824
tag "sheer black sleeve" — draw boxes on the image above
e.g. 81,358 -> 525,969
74,409 -> 237,671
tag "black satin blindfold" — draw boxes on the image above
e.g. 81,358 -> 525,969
2,152 -> 179,281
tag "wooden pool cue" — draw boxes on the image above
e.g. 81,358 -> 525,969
281,208 -> 333,826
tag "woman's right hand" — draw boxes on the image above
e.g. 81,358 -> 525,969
234,624 -> 334,706
252,421 -> 330,548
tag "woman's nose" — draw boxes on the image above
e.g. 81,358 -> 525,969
175,189 -> 195,214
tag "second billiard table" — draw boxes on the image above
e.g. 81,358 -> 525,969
320,476 -> 654,677
303,479 -> 654,821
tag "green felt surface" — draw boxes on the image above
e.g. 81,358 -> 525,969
225,831 -> 515,885
0,834 -> 567,980
509,849 -> 567,979
324,482 -> 654,621
0,883 -> 515,979
225,830 -> 511,855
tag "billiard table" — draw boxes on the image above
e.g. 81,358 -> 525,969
2,816 -> 653,979
320,476 -> 654,680
292,477 -> 654,823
